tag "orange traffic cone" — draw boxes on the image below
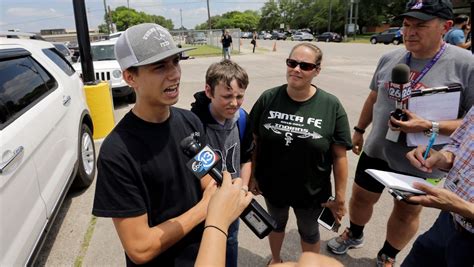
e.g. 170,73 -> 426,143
272,41 -> 277,52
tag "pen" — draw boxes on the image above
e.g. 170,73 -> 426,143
423,132 -> 437,160
388,189 -> 404,201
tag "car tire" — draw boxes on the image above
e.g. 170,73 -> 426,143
72,124 -> 96,189
126,91 -> 136,103
370,38 -> 377,44
393,39 -> 401,45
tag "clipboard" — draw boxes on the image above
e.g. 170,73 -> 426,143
365,169 -> 433,195
406,84 -> 461,147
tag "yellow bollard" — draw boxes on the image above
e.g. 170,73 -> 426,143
83,81 -> 115,139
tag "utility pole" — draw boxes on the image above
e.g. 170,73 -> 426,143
344,0 -> 348,40
354,0 -> 359,41
72,0 -> 94,84
108,6 -> 114,33
179,8 -> 183,45
103,0 -> 110,34
127,0 -> 130,9
328,0 -> 333,32
206,0 -> 211,30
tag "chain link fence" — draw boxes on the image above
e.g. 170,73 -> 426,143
170,28 -> 241,53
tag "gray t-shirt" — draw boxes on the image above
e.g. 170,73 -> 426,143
364,45 -> 474,178
205,114 -> 242,178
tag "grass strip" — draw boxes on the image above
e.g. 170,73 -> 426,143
74,216 -> 97,267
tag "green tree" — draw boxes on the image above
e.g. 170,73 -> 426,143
195,15 -> 222,30
110,6 -> 174,31
256,0 -> 406,34
149,14 -> 174,29
356,0 -> 406,30
194,10 -> 259,31
98,23 -> 109,33
258,0 -> 281,30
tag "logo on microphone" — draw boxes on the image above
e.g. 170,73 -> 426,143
191,161 -> 204,172
195,146 -> 218,168
188,146 -> 220,178
388,82 -> 411,102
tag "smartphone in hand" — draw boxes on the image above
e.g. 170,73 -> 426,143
317,196 -> 338,232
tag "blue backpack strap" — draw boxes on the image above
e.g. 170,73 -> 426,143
237,108 -> 246,141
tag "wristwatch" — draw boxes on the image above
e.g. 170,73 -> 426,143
353,126 -> 365,134
424,121 -> 439,136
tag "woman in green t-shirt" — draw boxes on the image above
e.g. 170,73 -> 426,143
249,43 -> 352,265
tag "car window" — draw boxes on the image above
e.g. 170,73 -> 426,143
43,48 -> 75,76
0,55 -> 57,129
90,45 -> 115,61
53,44 -> 70,56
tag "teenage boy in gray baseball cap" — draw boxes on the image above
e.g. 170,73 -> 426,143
92,23 -> 216,266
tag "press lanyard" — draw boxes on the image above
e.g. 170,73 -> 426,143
405,43 -> 447,87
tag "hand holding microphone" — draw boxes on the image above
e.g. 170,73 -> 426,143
180,134 -> 277,239
386,63 -> 411,142
389,109 -> 431,133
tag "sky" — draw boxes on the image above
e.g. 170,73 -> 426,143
0,0 -> 266,33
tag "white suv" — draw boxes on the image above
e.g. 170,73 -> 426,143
0,37 -> 96,265
73,39 -> 135,102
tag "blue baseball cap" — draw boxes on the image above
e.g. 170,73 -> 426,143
400,0 -> 453,21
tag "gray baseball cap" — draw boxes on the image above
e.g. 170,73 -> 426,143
114,23 -> 195,71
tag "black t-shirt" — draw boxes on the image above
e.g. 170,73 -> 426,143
221,35 -> 232,48
250,85 -> 352,208
92,108 -> 205,267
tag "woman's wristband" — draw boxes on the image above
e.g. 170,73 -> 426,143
204,225 -> 228,238
353,126 -> 365,134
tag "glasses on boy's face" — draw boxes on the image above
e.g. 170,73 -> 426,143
286,59 -> 319,71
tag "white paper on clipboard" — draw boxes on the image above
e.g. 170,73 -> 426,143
407,90 -> 460,147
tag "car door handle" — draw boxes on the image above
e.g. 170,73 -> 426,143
63,95 -> 71,106
0,146 -> 24,174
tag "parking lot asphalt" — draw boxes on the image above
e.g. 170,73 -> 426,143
37,40 -> 439,267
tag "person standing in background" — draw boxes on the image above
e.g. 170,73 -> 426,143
251,31 -> 257,53
463,18 -> 471,51
444,14 -> 471,49
221,30 -> 233,60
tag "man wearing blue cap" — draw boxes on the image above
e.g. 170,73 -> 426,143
327,0 -> 474,266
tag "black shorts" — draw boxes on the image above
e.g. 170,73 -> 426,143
354,152 -> 411,193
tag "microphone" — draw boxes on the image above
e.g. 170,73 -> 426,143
386,63 -> 411,142
180,135 -> 277,239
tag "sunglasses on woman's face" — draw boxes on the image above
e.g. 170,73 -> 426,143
286,59 -> 319,71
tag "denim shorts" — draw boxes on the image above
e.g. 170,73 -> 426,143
265,199 -> 322,244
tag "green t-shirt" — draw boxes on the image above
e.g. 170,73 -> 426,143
250,85 -> 352,208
